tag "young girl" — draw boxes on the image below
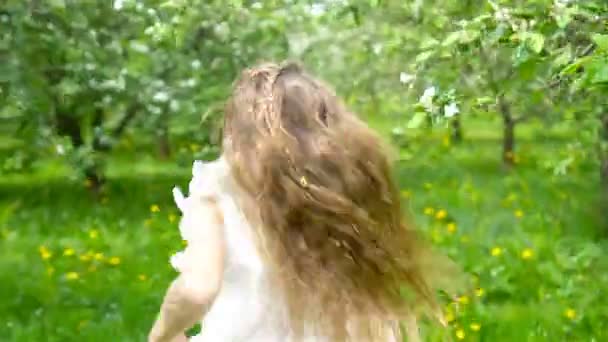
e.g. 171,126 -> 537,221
148,62 -> 460,342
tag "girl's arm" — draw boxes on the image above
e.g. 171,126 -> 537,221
148,197 -> 225,342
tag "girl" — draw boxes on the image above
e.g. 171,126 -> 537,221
148,62 -> 460,342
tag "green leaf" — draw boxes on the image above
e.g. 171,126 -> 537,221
561,56 -> 593,75
415,50 -> 434,64
407,112 -> 427,129
591,34 -> 608,52
48,0 -> 65,9
523,32 -> 545,54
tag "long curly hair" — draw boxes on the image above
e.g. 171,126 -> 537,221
222,62 -> 459,340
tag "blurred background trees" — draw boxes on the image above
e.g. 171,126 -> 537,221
2,0 -> 606,187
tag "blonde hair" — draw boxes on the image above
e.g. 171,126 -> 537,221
222,62 -> 458,340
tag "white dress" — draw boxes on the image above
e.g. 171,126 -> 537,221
171,157 -> 398,342
171,157 -> 295,341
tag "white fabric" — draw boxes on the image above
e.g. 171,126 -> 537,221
171,157 -> 292,341
171,157 -> 398,341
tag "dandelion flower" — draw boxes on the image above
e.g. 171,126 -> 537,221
63,248 -> 75,257
514,209 -> 524,218
424,207 -> 435,215
470,323 -> 481,331
65,272 -> 79,280
435,209 -> 447,220
521,248 -> 534,260
39,246 -> 52,260
150,204 -> 160,213
564,308 -> 576,320
94,252 -> 104,261
444,310 -> 455,323
455,328 -> 465,340
109,256 -> 121,266
138,274 -> 147,281
447,222 -> 457,234
442,135 -> 451,147
491,246 -> 502,257
457,295 -> 470,305
168,214 -> 177,223
475,288 -> 485,297
88,230 -> 99,239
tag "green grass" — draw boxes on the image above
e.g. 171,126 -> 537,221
1,118 -> 607,341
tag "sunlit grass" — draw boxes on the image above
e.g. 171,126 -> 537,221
1,121 -> 607,341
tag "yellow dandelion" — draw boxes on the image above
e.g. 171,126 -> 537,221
514,209 -> 524,218
108,256 -> 121,266
447,222 -> 457,234
444,310 -> 455,323
521,248 -> 534,260
39,246 -> 52,260
94,252 -> 104,261
457,295 -> 470,305
475,288 -> 485,297
455,328 -> 465,340
168,214 -> 177,223
65,272 -> 79,280
435,209 -> 447,220
138,274 -> 147,281
564,308 -> 576,320
424,207 -> 435,215
491,246 -> 502,257
442,135 -> 450,147
150,204 -> 160,213
470,323 -> 481,331
88,230 -> 99,239
63,248 -> 75,257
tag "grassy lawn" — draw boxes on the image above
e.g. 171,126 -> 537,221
1,117 -> 607,341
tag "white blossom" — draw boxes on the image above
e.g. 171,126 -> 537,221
55,144 -> 65,155
419,86 -> 436,111
129,41 -> 150,53
444,102 -> 460,118
153,91 -> 170,103
113,0 -> 124,10
191,59 -> 202,69
399,72 -> 415,84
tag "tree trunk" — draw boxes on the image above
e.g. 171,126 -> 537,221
600,113 -> 608,191
498,95 -> 515,167
450,116 -> 463,143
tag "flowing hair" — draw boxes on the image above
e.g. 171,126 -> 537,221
222,62 -> 459,340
